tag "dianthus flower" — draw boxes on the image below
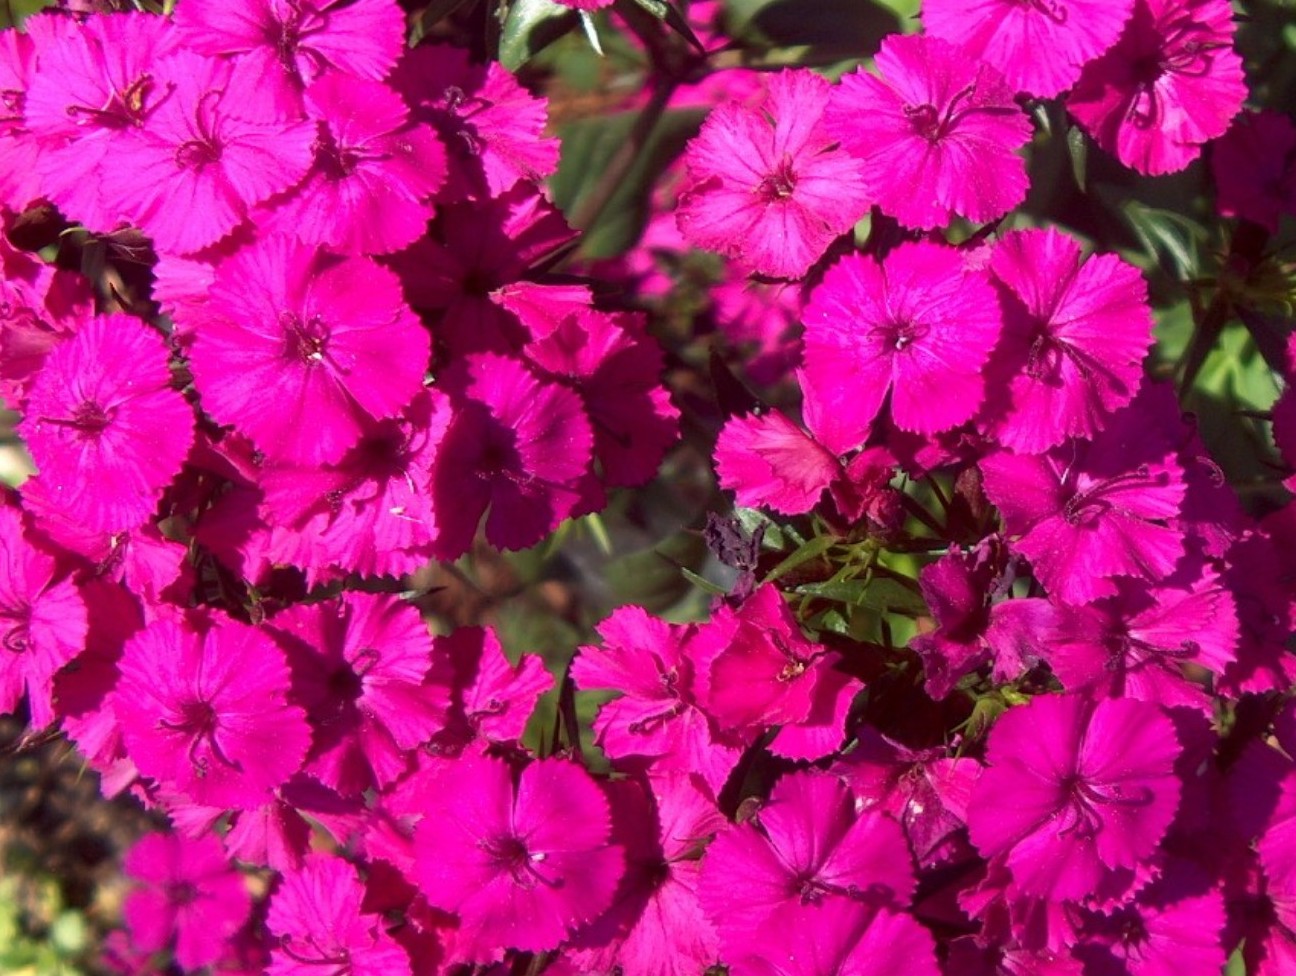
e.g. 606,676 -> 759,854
19,315 -> 193,534
0,30 -> 39,211
675,69 -> 870,279
801,242 -> 1001,451
698,770 -> 915,962
114,613 -> 311,809
103,52 -> 316,255
1066,0 -> 1246,175
922,0 -> 1136,98
523,308 -> 678,488
22,12 -> 178,229
431,354 -> 593,557
1211,111 -> 1296,231
825,34 -> 1031,230
175,0 -> 404,116
267,854 -> 412,976
0,507 -> 87,728
123,832 -> 252,972
186,235 -> 429,465
268,74 -> 447,255
568,775 -> 726,976
0,267 -> 88,409
391,44 -> 560,201
980,228 -> 1153,454
980,393 -> 1187,605
268,593 -> 448,796
572,606 -> 741,791
413,753 -> 624,959
967,695 -> 1181,901
259,390 -> 449,581
390,185 -> 580,357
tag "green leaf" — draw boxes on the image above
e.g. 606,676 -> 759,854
577,9 -> 605,55
411,0 -> 479,42
0,0 -> 55,30
762,533 -> 837,584
680,566 -> 728,596
499,0 -> 577,71
550,107 -> 705,257
1119,200 -> 1205,281
723,0 -> 899,57
1066,124 -> 1087,190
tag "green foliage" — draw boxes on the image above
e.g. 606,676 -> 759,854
0,877 -> 88,976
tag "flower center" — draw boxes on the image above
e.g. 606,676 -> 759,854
904,83 -> 978,143
0,604 -> 31,654
1021,0 -> 1067,23
282,312 -> 331,366
757,159 -> 798,203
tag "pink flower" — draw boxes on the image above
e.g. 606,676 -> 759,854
801,242 -> 1002,451
103,52 -> 316,255
571,606 -> 741,791
967,695 -> 1181,901
567,775 -> 726,976
1066,0 -> 1246,175
175,0 -> 405,116
698,770 -> 915,962
186,235 -> 430,465
23,12 -> 178,230
922,0 -> 1136,98
714,410 -> 841,516
676,69 -> 870,279
268,74 -> 447,255
259,390 -> 450,581
429,626 -> 554,754
523,308 -> 679,488
268,592 -> 449,795
0,506 -> 87,728
114,613 -> 311,809
389,185 -> 579,357
1211,111 -> 1296,231
19,315 -> 193,534
980,227 -> 1153,453
0,29 -> 40,211
980,392 -> 1187,605
825,34 -> 1031,230
267,854 -> 412,976
0,266 -> 89,411
123,832 -> 252,971
413,753 -> 624,959
431,354 -> 593,557
391,44 -> 560,201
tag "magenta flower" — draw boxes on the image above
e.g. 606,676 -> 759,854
187,235 -> 430,465
967,695 -> 1181,901
698,770 -> 915,961
675,69 -> 870,279
825,34 -> 1031,230
114,613 -> 311,809
175,0 -> 405,116
0,29 -> 39,211
980,228 -> 1153,454
1042,570 -> 1238,709
0,507 -> 87,728
431,354 -> 593,557
714,410 -> 842,516
430,626 -> 554,754
801,243 -> 1002,451
980,394 -> 1187,605
19,315 -> 193,535
571,606 -> 741,791
391,44 -> 560,201
269,74 -> 447,255
413,753 -> 624,959
23,12 -> 178,230
390,186 -> 579,357
922,0 -> 1136,98
269,593 -> 449,795
568,775 -> 725,976
523,308 -> 679,489
1066,0 -> 1246,175
1211,111 -> 1296,231
103,52 -> 316,255
123,832 -> 252,972
259,390 -> 450,581
267,854 -> 412,976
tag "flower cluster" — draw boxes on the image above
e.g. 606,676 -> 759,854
1,0 -> 1295,974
